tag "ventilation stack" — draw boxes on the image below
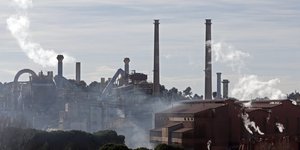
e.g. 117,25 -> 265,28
123,58 -> 130,85
222,79 -> 230,99
153,19 -> 160,96
57,55 -> 64,77
216,72 -> 222,99
205,19 -> 212,100
76,62 -> 81,82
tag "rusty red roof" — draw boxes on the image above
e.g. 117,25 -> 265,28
159,101 -> 225,114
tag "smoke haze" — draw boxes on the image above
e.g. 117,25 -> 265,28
7,0 -> 74,67
212,41 -> 285,100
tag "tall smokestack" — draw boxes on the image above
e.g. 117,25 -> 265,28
76,62 -> 81,82
205,19 -> 212,100
57,55 -> 64,77
216,72 -> 222,99
123,58 -> 130,85
222,79 -> 229,99
153,19 -> 160,96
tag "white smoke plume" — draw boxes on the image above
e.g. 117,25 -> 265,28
211,42 -> 285,100
207,140 -> 212,150
276,123 -> 285,133
241,113 -> 264,135
231,75 -> 286,100
243,101 -> 252,107
291,100 -> 297,105
212,42 -> 250,72
7,0 -> 75,67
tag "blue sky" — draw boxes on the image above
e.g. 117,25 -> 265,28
0,0 -> 299,97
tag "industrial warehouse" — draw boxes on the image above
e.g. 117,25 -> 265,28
149,19 -> 300,150
0,18 -> 299,150
150,99 -> 300,149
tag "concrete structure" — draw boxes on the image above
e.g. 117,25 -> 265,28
205,19 -> 212,100
222,79 -> 230,99
57,55 -> 64,77
76,62 -> 81,82
123,58 -> 130,85
216,72 -> 222,99
150,99 -> 300,150
153,19 -> 160,96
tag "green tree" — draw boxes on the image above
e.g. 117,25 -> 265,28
193,94 -> 201,99
135,147 -> 150,150
99,143 -> 129,150
287,91 -> 300,100
183,87 -> 192,99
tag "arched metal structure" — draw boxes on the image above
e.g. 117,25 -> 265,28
14,69 -> 38,83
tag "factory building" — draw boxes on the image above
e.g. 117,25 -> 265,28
150,99 -> 300,150
1,54 -> 158,131
149,19 -> 300,150
0,19 -> 166,133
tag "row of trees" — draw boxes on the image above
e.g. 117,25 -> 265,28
0,127 -> 184,150
0,128 -> 125,150
99,143 -> 183,150
160,85 -> 203,100
287,91 -> 300,100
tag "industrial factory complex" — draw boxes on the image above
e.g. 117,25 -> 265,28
150,99 -> 300,149
0,19 -> 299,150
149,19 -> 300,150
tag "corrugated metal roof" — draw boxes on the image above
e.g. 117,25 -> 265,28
164,122 -> 183,128
158,99 -> 290,114
160,101 -> 225,114
238,99 -> 289,109
173,128 -> 193,133
250,103 -> 281,108
245,108 -> 268,113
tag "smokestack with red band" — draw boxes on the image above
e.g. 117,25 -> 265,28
57,55 -> 64,77
216,72 -> 222,99
124,58 -> 130,85
76,62 -> 81,82
153,19 -> 160,96
205,19 -> 212,100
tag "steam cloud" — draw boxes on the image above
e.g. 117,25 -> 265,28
212,41 -> 285,100
241,113 -> 264,135
212,42 -> 250,72
7,0 -> 75,67
276,122 -> 285,133
207,140 -> 212,150
231,75 -> 285,100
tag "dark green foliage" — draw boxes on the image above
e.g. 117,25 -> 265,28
87,81 -> 102,92
134,147 -> 150,150
287,91 -> 300,100
193,94 -> 202,99
0,127 -> 39,150
99,143 -> 129,150
212,91 -> 217,98
154,144 -> 184,150
160,86 -> 202,101
183,87 -> 192,98
0,127 -> 124,150
93,130 -> 125,146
